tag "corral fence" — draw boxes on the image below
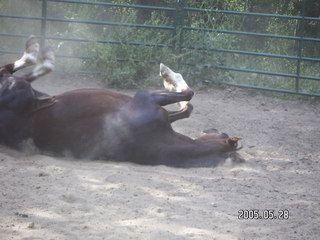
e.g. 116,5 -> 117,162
0,0 -> 319,97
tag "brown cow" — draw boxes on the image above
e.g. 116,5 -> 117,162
0,37 -> 241,167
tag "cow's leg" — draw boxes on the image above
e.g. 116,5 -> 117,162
150,88 -> 194,106
128,62 -> 194,123
130,89 -> 193,109
0,36 -> 54,83
168,103 -> 193,123
149,89 -> 194,122
126,89 -> 193,126
0,36 -> 39,81
24,46 -> 55,82
12,35 -> 39,72
158,63 -> 195,122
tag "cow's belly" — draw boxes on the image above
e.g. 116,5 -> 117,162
32,89 -> 131,158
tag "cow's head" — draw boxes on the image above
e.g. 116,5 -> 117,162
197,128 -> 242,152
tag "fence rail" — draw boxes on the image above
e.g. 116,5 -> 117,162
0,0 -> 319,97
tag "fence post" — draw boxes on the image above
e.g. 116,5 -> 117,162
41,0 -> 48,46
173,0 -> 185,52
295,0 -> 306,93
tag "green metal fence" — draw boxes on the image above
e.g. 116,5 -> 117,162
0,0 -> 319,96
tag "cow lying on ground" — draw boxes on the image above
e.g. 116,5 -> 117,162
0,36 -> 242,167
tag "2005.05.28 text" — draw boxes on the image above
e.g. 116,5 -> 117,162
238,209 -> 289,220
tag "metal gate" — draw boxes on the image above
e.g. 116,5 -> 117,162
0,0 -> 319,96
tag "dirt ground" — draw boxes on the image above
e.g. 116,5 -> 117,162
0,73 -> 319,240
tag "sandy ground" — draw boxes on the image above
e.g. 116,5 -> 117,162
0,73 -> 320,240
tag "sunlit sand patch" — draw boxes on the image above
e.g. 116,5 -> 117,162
140,186 -> 187,202
25,208 -> 64,220
81,182 -> 123,191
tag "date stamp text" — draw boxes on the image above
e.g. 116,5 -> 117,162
238,209 -> 289,220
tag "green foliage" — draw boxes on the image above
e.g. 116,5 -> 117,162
0,0 -> 319,96
85,1 -> 243,88
81,0 -> 319,94
85,12 -> 177,88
